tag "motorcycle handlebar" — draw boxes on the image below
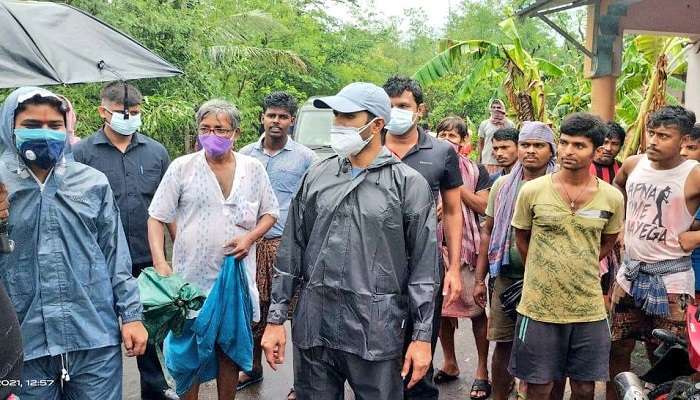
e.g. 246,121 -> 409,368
652,328 -> 687,347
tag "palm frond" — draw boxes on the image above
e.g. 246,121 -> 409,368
216,9 -> 290,42
207,45 -> 307,72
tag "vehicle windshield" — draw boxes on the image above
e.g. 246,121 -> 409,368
294,108 -> 333,148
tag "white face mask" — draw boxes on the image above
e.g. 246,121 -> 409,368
330,118 -> 376,158
106,109 -> 142,136
385,108 -> 415,136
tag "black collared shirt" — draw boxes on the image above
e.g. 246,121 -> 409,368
390,128 -> 464,200
73,129 -> 170,265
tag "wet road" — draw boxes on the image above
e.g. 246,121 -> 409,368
123,320 -> 637,399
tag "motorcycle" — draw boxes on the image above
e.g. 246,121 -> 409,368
615,303 -> 700,399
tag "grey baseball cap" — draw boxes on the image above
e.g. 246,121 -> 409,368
314,82 -> 392,124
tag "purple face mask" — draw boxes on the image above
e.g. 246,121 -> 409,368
198,134 -> 232,158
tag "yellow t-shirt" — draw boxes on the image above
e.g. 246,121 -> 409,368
511,174 -> 624,323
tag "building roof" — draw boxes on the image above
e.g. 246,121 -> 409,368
516,0 -> 596,18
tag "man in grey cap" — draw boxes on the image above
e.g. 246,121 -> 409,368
261,82 -> 440,399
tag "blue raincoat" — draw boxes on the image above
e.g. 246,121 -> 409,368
0,87 -> 142,361
164,256 -> 253,395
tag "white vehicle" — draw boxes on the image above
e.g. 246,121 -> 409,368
292,96 -> 334,156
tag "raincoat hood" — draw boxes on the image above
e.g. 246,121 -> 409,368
0,87 -> 142,361
0,86 -> 69,158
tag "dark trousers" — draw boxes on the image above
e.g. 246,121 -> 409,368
294,346 -> 403,400
0,281 -> 22,400
133,263 -> 170,399
402,289 -> 444,400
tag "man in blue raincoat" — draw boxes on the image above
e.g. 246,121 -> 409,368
0,87 -> 147,400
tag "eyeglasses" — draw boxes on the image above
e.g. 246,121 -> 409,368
198,127 -> 234,136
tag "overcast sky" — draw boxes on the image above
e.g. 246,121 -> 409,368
326,0 -> 454,33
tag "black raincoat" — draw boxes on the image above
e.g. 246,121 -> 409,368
268,147 -> 440,361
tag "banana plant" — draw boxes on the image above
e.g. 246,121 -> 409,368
413,18 -> 563,124
618,35 -> 689,159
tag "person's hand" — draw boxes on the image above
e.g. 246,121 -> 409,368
679,231 -> 699,252
442,267 -> 462,307
153,260 -> 173,277
473,280 -> 487,308
402,340 -> 432,389
224,234 -> 255,260
0,183 -> 9,220
122,321 -> 148,357
436,203 -> 443,222
261,324 -> 286,370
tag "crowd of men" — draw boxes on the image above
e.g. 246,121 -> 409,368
0,74 -> 699,400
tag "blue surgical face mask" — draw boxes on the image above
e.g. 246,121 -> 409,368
14,128 -> 67,170
106,109 -> 142,136
385,108 -> 416,136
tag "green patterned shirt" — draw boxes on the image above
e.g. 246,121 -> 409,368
511,175 -> 624,323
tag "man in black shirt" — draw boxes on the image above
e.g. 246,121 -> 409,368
383,76 -> 464,400
73,82 -> 174,400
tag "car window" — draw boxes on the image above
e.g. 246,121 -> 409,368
294,108 -> 333,147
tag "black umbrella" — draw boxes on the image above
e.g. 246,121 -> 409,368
0,0 -> 182,88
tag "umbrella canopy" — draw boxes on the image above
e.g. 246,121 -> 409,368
0,0 -> 182,88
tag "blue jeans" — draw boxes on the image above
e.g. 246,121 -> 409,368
20,345 -> 122,400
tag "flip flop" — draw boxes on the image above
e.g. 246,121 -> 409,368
287,387 -> 297,400
433,369 -> 459,384
236,371 -> 263,391
470,379 -> 492,400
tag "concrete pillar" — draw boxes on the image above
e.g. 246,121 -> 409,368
686,41 -> 700,116
585,0 -> 619,122
591,75 -> 617,122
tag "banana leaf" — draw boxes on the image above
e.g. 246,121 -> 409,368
138,267 -> 207,345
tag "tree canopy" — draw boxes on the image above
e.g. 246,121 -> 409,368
1,0 -> 687,158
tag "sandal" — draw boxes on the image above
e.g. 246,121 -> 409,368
470,379 -> 492,400
287,386 -> 296,400
236,371 -> 263,391
433,369 -> 459,384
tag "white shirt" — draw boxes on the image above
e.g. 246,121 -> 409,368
478,118 -> 515,165
149,151 -> 279,321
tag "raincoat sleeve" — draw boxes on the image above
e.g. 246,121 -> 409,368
97,184 -> 143,323
404,177 -> 440,342
267,175 -> 308,325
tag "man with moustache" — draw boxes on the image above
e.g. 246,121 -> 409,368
510,113 -> 624,399
608,106 -> 700,400
473,121 -> 557,400
238,92 -> 315,391
490,127 -> 520,181
479,100 -> 515,174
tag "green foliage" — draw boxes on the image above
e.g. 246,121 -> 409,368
5,0 -> 439,156
2,0 -> 689,162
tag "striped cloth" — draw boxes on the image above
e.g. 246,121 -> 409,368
624,257 -> 692,316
